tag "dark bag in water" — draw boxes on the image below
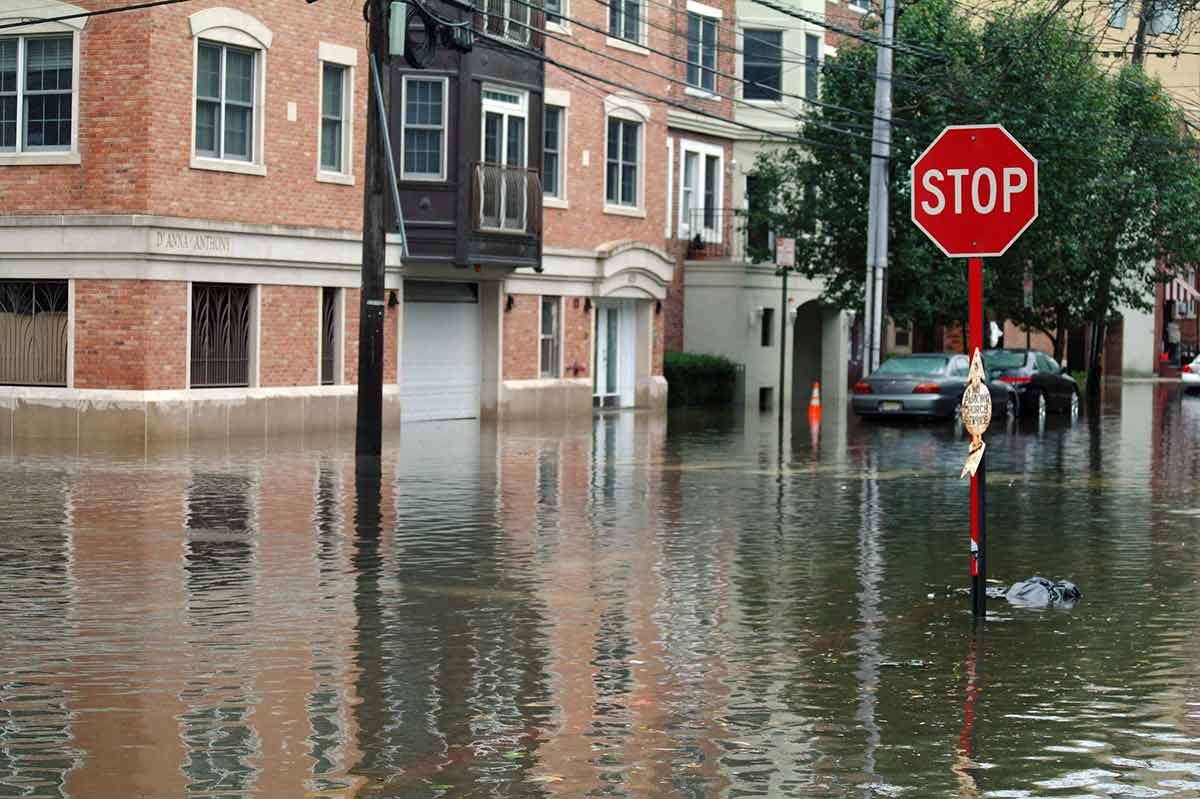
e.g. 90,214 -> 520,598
1005,576 -> 1081,607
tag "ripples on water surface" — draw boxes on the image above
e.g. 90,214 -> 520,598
3,382 -> 1200,797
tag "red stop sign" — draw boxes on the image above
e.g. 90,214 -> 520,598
910,124 -> 1038,258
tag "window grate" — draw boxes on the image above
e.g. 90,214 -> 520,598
191,283 -> 251,388
321,287 -> 337,385
0,279 -> 68,386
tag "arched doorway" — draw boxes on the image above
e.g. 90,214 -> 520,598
792,299 -> 824,409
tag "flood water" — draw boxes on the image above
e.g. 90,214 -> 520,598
3,382 -> 1200,798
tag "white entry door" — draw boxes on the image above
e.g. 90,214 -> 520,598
401,282 -> 481,422
593,299 -> 637,408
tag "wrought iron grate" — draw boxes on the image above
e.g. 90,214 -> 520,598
321,287 -> 337,385
0,280 -> 68,387
191,283 -> 251,388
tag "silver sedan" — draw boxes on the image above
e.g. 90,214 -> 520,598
852,353 -> 1019,420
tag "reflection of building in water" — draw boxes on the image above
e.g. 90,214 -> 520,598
0,452 -> 368,798
0,465 -> 80,799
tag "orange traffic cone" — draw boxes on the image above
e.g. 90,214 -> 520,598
807,381 -> 822,423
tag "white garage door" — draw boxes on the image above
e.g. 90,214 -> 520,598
401,282 -> 481,422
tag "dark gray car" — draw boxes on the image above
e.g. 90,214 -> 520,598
852,353 -> 1018,420
984,348 -> 1080,419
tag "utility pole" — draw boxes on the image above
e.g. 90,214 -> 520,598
863,0 -> 895,375
356,0 -> 389,459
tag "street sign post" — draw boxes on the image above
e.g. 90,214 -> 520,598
776,238 -> 796,436
911,124 -> 1038,618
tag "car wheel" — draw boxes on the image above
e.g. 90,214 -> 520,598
1069,391 -> 1079,419
1006,392 -> 1019,419
1030,390 -> 1047,421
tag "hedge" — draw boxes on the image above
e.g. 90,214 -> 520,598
664,351 -> 739,407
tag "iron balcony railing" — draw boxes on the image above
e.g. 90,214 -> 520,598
0,280 -> 68,387
681,207 -> 796,264
472,162 -> 542,235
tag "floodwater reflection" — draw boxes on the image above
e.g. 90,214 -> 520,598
2,386 -> 1200,797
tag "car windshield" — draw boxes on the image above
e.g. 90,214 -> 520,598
873,357 -> 947,377
985,350 -> 1027,370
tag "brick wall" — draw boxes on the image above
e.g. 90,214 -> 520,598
384,301 -> 398,383
503,293 -> 539,380
74,279 -> 187,390
0,4 -> 153,215
822,0 -> 866,50
343,288 -> 360,385
260,286 -> 318,387
563,296 -> 591,378
3,0 -> 367,232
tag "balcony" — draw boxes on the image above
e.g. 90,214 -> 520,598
681,207 -> 769,263
472,162 -> 542,235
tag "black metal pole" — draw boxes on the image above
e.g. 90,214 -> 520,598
356,0 -> 388,459
778,266 -> 788,429
974,455 -> 987,617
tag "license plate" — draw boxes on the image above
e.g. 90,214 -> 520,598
880,401 -> 903,412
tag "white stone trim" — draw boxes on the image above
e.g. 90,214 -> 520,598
603,204 -> 647,218
65,278 -> 75,388
0,0 -> 88,30
190,156 -> 268,176
604,93 -> 651,121
605,35 -> 649,55
685,0 -> 722,18
544,87 -> 571,107
318,41 -> 357,66
188,7 -> 273,49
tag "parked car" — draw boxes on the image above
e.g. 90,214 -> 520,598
984,348 -> 1079,418
852,353 -> 1019,420
1183,354 -> 1200,392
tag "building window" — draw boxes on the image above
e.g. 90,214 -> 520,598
191,283 -> 253,388
679,140 -> 723,237
805,34 -> 820,101
0,280 -> 68,386
608,0 -> 640,43
401,76 -> 448,181
484,0 -> 531,43
742,29 -> 781,101
848,0 -> 869,10
1150,1 -> 1180,34
543,104 -> 563,199
0,35 -> 76,153
687,12 -> 717,93
1109,0 -> 1129,27
479,86 -> 529,231
320,287 -> 341,385
540,296 -> 560,378
606,117 -> 640,207
544,0 -> 563,26
195,42 -> 257,162
761,307 -> 774,347
320,62 -> 346,173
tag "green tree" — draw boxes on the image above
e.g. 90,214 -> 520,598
750,0 -> 1200,389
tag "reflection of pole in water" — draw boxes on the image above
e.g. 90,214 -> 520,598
952,632 -> 981,797
854,447 -> 883,786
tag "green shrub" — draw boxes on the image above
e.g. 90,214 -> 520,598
664,351 -> 739,407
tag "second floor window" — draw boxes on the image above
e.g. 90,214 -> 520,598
805,34 -> 820,101
743,29 -> 781,101
544,0 -> 563,26
1,35 -> 75,152
606,117 -> 640,207
609,0 -> 640,43
320,63 -> 346,173
195,41 -> 256,161
687,12 -> 717,93
543,105 -> 563,199
401,76 -> 447,181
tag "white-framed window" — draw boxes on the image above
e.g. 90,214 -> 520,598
483,0 -> 530,44
544,0 -> 565,28
606,116 -> 641,209
480,85 -> 529,231
540,295 -> 561,378
848,0 -> 869,11
742,29 -> 781,101
189,7 -> 272,176
401,75 -> 448,181
1150,0 -> 1181,34
805,33 -> 821,101
317,42 -> 356,183
686,6 -> 719,95
679,139 -> 723,240
0,2 -> 84,166
543,104 -> 564,200
608,0 -> 642,45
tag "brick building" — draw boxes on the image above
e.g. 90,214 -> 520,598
0,0 -> 403,442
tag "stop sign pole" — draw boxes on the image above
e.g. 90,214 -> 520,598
910,124 -> 1039,618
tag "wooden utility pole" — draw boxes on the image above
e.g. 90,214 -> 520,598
355,0 -> 389,458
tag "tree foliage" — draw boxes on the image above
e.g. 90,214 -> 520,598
749,0 -> 1200,367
